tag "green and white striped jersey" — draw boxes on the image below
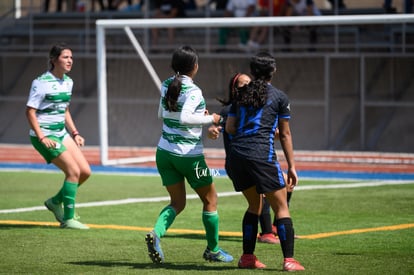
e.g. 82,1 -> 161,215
157,75 -> 214,156
26,71 -> 73,137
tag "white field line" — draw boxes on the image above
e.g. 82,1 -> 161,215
0,180 -> 412,214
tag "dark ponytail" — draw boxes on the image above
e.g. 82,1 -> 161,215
237,79 -> 267,108
165,73 -> 182,112
165,46 -> 198,112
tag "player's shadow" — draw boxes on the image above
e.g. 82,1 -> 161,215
164,233 -> 241,243
69,260 -> 242,271
0,224 -> 58,230
70,260 -> 280,271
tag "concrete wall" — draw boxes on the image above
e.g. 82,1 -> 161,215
1,54 -> 413,153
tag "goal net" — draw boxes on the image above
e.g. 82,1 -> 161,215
96,14 -> 414,166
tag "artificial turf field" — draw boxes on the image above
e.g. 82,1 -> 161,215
0,171 -> 413,274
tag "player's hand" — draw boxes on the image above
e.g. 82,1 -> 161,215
207,125 -> 222,140
212,113 -> 222,125
286,182 -> 295,192
40,137 -> 57,149
73,135 -> 85,147
286,168 -> 298,190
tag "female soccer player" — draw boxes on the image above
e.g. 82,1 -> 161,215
225,52 -> 305,271
209,73 -> 282,245
26,43 -> 91,229
145,45 -> 233,264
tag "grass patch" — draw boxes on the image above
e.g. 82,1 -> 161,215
0,171 -> 413,274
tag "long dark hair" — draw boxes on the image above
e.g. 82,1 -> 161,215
217,73 -> 245,106
165,45 -> 199,112
236,52 -> 277,108
48,42 -> 71,71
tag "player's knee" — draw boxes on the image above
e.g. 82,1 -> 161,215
82,166 -> 92,179
171,201 -> 186,214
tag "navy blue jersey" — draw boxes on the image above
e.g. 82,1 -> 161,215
228,84 -> 291,162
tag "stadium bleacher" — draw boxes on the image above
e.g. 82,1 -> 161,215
0,1 -> 413,153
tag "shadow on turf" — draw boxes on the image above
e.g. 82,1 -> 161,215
68,260 -> 248,271
0,224 -> 58,230
0,226 -> 240,243
66,234 -> 267,271
163,233 -> 241,243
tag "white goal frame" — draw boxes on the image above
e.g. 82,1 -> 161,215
96,14 -> 414,166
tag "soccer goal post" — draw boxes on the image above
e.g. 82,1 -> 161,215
96,14 -> 414,166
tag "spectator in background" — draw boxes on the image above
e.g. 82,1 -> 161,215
383,0 -> 397,13
152,0 -> 186,46
282,0 -> 320,51
91,0 -> 105,11
118,0 -> 144,11
209,0 -> 229,10
383,0 -> 413,13
44,0 -> 76,12
327,0 -> 346,10
183,0 -> 197,9
404,0 -> 413,13
218,0 -> 256,51
92,0 -> 118,11
94,0 -> 119,10
247,0 -> 287,51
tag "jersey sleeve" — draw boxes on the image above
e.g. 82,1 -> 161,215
180,89 -> 214,125
157,97 -> 163,119
26,79 -> 44,109
228,102 -> 238,117
279,91 -> 291,119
